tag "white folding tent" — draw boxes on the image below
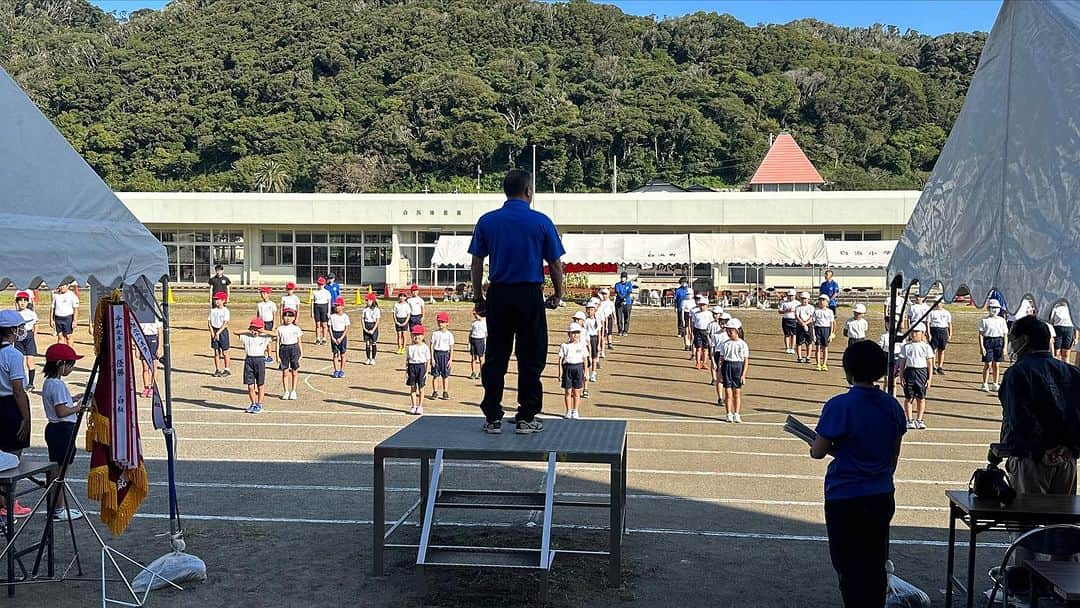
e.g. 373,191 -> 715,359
689,234 -> 828,266
432,233 -> 691,266
888,0 -> 1080,325
826,240 -> 898,269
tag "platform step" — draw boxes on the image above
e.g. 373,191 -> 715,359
421,547 -> 554,570
435,489 -> 546,510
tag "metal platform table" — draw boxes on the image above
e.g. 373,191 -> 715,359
372,416 -> 628,585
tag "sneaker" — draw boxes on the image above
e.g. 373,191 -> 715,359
52,508 -> 84,521
221,369 -> 231,377
915,419 -> 927,430
397,347 -> 405,355
265,356 -> 273,364
600,352 -> 606,359
409,405 -> 418,415
282,392 -> 291,400
589,372 -> 597,382
515,419 -> 544,434
726,413 -> 734,423
906,419 -> 917,429
212,370 -> 222,377
582,390 -> 590,399
596,360 -> 601,370
716,398 -> 724,407
572,410 -> 581,419
981,382 -> 990,392
441,392 -> 449,400
708,378 -> 715,386
992,383 -> 1000,392
822,364 -> 829,371
608,344 -> 615,350
415,406 -> 424,415
339,370 -> 346,378
245,403 -> 257,413
289,391 -> 298,400
938,368 -> 947,375
733,413 -> 742,424
482,420 -> 502,434
430,392 -> 439,400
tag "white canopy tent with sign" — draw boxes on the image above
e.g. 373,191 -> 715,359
433,234 -> 691,266
689,234 -> 828,266
825,240 -> 898,269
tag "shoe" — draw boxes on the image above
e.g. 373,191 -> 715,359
596,360 -> 601,370
289,391 -> 298,400
339,370 -> 346,378
938,368 -> 947,375
981,382 -> 990,392
441,392 -> 449,400
212,369 -> 222,377
572,410 -> 581,419
822,364 -> 829,371
515,419 -> 544,434
992,383 -> 1000,392
430,392 -> 438,400
222,369 -> 231,377
483,420 -> 502,434
717,398 -> 724,407
398,347 -> 405,355
409,405 -> 418,415
589,372 -> 597,382
282,392 -> 290,400
915,419 -> 927,430
600,352 -> 606,359
582,390 -> 590,399
733,413 -> 742,424
265,356 -> 273,364
415,406 -> 423,415
726,413 -> 734,423
52,508 -> 84,522
708,378 -> 715,386
906,420 -> 917,429
608,344 -> 614,350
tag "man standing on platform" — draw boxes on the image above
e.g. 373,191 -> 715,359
614,272 -> 634,336
470,169 -> 565,435
820,269 -> 840,314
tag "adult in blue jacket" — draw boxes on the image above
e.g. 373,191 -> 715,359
819,270 -> 840,313
613,272 -> 635,336
673,277 -> 692,337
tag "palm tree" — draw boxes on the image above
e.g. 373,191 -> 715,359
253,160 -> 290,193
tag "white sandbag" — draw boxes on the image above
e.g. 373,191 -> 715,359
885,560 -> 931,608
0,452 -> 18,472
132,551 -> 206,594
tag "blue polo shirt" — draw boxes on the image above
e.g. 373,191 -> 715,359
673,285 -> 691,310
468,199 -> 565,284
815,385 -> 906,501
820,279 -> 839,306
326,282 -> 341,302
614,280 -> 633,302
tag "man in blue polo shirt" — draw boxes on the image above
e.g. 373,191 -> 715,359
820,269 -> 840,313
673,277 -> 691,337
470,169 -> 565,435
614,272 -> 634,336
325,272 -> 342,303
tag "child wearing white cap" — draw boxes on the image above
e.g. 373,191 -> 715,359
597,288 -> 616,352
844,304 -> 869,348
794,292 -> 815,364
899,324 -> 934,429
584,300 -> 602,381
571,311 -> 592,397
778,289 -> 799,354
907,293 -> 930,330
927,299 -> 953,374
721,318 -> 749,423
691,296 -> 713,371
559,323 -> 589,418
708,309 -> 730,405
812,294 -> 836,372
978,299 -> 1009,392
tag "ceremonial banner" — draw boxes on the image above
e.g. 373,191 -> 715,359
86,296 -> 149,536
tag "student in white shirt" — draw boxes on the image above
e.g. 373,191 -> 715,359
276,308 -> 303,400
1050,301 -> 1077,364
794,292 -> 815,364
844,303 -> 869,348
691,296 -> 714,371
50,283 -> 80,347
468,308 -> 487,381
405,325 -> 431,415
41,343 -> 85,521
361,293 -> 381,365
329,298 -> 350,378
281,282 -> 301,328
721,319 -> 749,423
978,299 -> 1009,392
311,277 -> 332,345
406,284 -> 425,328
907,294 -> 931,329
927,299 -> 953,374
559,323 -> 590,419
597,288 -> 616,352
429,312 -> 455,400
13,292 -> 38,392
236,318 -> 274,414
138,319 -> 162,399
208,293 -> 231,377
584,300 -> 602,382
812,295 -> 836,372
708,310 -> 730,406
878,319 -> 904,397
899,324 -> 934,429
393,292 -> 412,355
778,289 -> 799,354
256,287 -> 277,363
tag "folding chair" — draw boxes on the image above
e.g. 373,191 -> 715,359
987,524 -> 1080,607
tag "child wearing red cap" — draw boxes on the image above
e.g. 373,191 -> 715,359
312,277 -> 331,345
237,318 -> 274,413
281,283 -> 301,328
406,325 -> 430,415
429,312 -> 454,400
277,308 -> 303,400
256,287 -> 277,364
361,293 -> 380,365
50,282 -> 79,347
406,284 -> 425,328
13,292 -> 38,391
329,298 -> 350,378
42,343 -> 85,520
393,292 -> 411,354
208,292 -> 231,377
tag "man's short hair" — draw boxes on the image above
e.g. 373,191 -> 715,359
503,169 -> 532,200
824,270 -> 833,277
214,264 -> 224,271
842,340 -> 888,383
1010,316 -> 1051,352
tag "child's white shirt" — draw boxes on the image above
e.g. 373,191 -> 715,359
277,324 -> 303,345
559,341 -> 589,365
312,288 -> 332,305
583,317 -> 601,337
908,303 -> 931,324
240,334 -> 273,358
51,291 -> 79,317
281,294 -> 301,312
406,296 -> 425,316
680,297 -> 696,314
812,307 -> 835,327
18,308 -> 37,331
978,316 -> 1008,338
139,321 -> 161,336
692,309 -> 713,330
779,299 -> 798,319
41,377 -> 76,423
598,299 -> 615,320
1050,304 -> 1073,327
407,343 -> 430,364
362,307 -> 381,324
257,300 -> 276,322
845,318 -> 868,339
393,302 -> 411,319
795,304 -> 815,324
208,307 -> 230,329
470,319 -> 487,339
431,329 -> 454,352
928,309 -> 952,328
721,339 -> 749,363
329,313 -> 351,333
901,341 -> 934,368
708,322 -> 729,352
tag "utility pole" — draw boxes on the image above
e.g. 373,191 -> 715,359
531,144 -> 537,208
476,163 -> 482,192
612,154 -> 618,193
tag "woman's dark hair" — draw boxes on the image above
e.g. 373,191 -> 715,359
0,326 -> 16,341
502,169 -> 531,199
842,340 -> 888,383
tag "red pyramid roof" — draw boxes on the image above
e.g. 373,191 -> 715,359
748,133 -> 824,185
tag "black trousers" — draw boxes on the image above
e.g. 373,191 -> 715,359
616,302 -> 632,334
824,491 -> 894,608
480,283 -> 547,423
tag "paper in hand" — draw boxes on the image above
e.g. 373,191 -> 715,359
783,415 -> 817,446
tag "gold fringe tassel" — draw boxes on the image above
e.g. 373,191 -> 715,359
86,465 -> 115,511
84,410 -> 111,451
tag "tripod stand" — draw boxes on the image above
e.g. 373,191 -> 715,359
0,356 -> 182,606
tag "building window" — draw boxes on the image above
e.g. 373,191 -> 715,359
824,232 -> 843,241
862,231 -> 882,241
155,230 -> 223,283
728,264 -> 765,285
261,230 -> 392,285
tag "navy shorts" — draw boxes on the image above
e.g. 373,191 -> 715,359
54,315 -> 74,336
395,317 -> 409,332
692,328 -> 710,348
262,320 -> 274,331
902,367 -> 929,399
929,327 -> 950,351
45,421 -> 77,464
243,356 -> 266,386
847,337 -> 866,349
781,318 -> 798,337
589,335 -> 599,358
1054,326 -> 1076,350
313,304 -> 330,323
469,337 -> 486,357
15,334 -> 37,357
680,312 -> 692,334
363,322 -> 379,343
814,326 -> 832,346
982,337 -> 1005,363
712,351 -> 723,366
279,344 -> 301,370
331,331 -> 348,355
406,362 -> 427,388
211,330 -> 230,352
796,325 -> 813,346
431,350 -> 451,378
144,335 -> 160,361
721,361 -> 745,389
409,314 -> 422,328
561,362 -> 585,390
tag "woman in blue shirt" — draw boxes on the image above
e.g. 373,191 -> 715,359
811,340 -> 907,607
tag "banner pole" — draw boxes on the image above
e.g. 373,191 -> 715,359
160,279 -> 180,534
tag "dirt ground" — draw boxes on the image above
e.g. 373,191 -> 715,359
10,298 -> 1016,607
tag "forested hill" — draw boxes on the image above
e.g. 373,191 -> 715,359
0,0 -> 986,193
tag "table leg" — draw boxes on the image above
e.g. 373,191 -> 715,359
372,453 -> 385,577
945,505 -> 956,607
609,458 -> 623,587
966,523 -> 978,608
420,457 -> 430,529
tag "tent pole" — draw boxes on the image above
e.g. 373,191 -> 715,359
160,279 -> 181,537
886,274 -> 902,395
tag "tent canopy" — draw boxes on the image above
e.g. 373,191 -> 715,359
432,234 -> 690,266
0,68 -> 168,290
825,240 -> 898,269
689,233 -> 827,266
887,0 -> 1080,324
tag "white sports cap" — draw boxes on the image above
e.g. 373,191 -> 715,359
911,323 -> 927,333
818,294 -> 830,301
988,299 -> 1001,309
696,295 -> 709,303
568,323 -> 583,333
788,289 -> 797,296
712,306 -> 725,314
800,291 -> 811,299
725,318 -> 742,329
853,303 -> 867,314
599,288 -> 609,294
720,312 -> 732,320
586,300 -> 598,308
573,311 -> 587,321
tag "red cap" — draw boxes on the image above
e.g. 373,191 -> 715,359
213,292 -> 227,301
435,311 -> 450,322
14,291 -> 30,300
410,284 -> 420,291
334,297 -> 346,306
282,308 -> 297,315
285,282 -> 296,290
317,277 -> 326,285
365,292 -> 376,302
259,286 -> 272,294
410,324 -> 425,335
249,318 -> 265,329
45,343 -> 83,362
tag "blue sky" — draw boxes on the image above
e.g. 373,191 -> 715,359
90,0 -> 1001,35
